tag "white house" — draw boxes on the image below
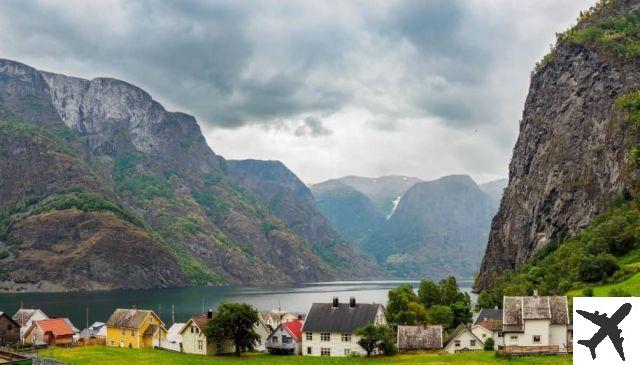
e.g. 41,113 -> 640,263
180,311 -> 234,356
502,294 -> 570,352
256,310 -> 297,351
12,309 -> 48,342
266,319 -> 303,355
443,324 -> 484,353
301,297 -> 386,357
471,308 -> 503,350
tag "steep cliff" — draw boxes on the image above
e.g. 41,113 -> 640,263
0,59 -> 380,291
476,0 -> 640,291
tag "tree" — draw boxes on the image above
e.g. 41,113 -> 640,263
387,284 -> 427,324
440,276 -> 468,306
475,291 -> 497,311
449,301 -> 472,329
483,337 -> 495,351
578,253 -> 619,282
418,280 -> 441,308
427,305 -> 453,328
205,303 -> 260,357
355,324 -> 396,356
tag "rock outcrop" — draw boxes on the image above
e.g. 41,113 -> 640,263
475,0 -> 640,291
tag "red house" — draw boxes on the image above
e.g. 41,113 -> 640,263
24,318 -> 79,346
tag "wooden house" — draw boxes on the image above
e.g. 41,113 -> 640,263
266,319 -> 303,355
396,325 -> 443,351
106,309 -> 166,349
301,297 -> 386,357
23,318 -> 79,346
12,309 -> 48,342
443,324 -> 484,353
502,294 -> 570,354
0,312 -> 20,345
180,310 -> 234,356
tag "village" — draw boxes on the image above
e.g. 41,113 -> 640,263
0,287 -> 573,364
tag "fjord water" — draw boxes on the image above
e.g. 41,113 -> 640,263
0,281 -> 474,327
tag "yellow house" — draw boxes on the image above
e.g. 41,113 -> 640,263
106,309 -> 167,349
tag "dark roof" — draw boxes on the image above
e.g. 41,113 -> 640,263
476,319 -> 502,332
397,325 -> 443,350
301,302 -> 382,333
106,309 -> 161,329
0,312 -> 20,328
473,308 -> 502,325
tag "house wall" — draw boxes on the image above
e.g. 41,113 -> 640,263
266,326 -> 300,355
106,313 -> 165,349
471,325 -> 492,343
492,330 -> 504,349
549,325 -> 568,352
444,330 -> 483,353
254,322 -> 271,352
0,316 -> 20,344
181,321 -> 234,356
302,332 -> 365,357
504,319 -> 551,347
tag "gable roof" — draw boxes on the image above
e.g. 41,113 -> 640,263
473,308 -> 502,325
12,309 -> 47,327
166,323 -> 185,342
301,302 -> 382,333
397,325 -> 443,350
282,320 -> 303,342
444,324 -> 483,347
79,322 -> 106,338
33,318 -> 78,337
180,315 -> 211,334
0,312 -> 20,328
106,309 -> 160,329
503,295 -> 569,333
475,319 -> 502,332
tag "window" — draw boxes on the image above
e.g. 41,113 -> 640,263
321,347 -> 331,356
149,317 -> 153,323
305,332 -> 313,341
272,336 -> 278,343
191,327 -> 194,333
533,335 -> 541,343
341,333 -> 351,342
197,340 -> 203,350
195,327 -> 199,334
282,335 -> 291,344
217,342 -> 223,350
510,335 -> 518,340
121,329 -> 125,336
454,340 -> 460,347
482,333 -> 486,338
7,325 -> 11,331
470,340 -> 476,347
344,348 -> 351,356
131,330 -> 135,337
320,332 -> 330,342
498,331 -> 503,338
110,341 -> 114,346
307,346 -> 312,355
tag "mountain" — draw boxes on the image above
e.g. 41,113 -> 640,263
0,59 -> 380,292
475,0 -> 640,291
335,175 -> 422,216
479,178 -> 508,210
364,175 -> 495,279
310,179 -> 385,245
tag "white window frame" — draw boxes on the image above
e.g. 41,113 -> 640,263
305,332 -> 313,341
320,332 -> 330,342
321,347 -> 331,356
341,333 -> 351,342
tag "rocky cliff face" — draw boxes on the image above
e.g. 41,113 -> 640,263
475,0 -> 640,291
0,59 -> 380,291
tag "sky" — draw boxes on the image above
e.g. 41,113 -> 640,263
0,0 -> 590,183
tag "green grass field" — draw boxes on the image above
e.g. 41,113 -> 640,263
567,248 -> 640,297
43,346 -> 571,365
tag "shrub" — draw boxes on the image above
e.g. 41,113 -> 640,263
609,288 -> 631,297
582,287 -> 594,297
484,337 -> 495,351
578,253 -> 619,282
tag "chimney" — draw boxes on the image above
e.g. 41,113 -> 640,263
349,297 -> 356,308
332,297 -> 339,308
207,308 -> 213,319
533,289 -> 539,297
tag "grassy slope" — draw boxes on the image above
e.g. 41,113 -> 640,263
46,347 -> 570,365
568,248 -> 640,297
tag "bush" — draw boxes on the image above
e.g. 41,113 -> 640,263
582,287 -> 594,297
578,253 -> 619,282
609,288 -> 631,297
484,337 -> 495,351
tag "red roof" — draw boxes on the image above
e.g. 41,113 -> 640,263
282,320 -> 303,342
36,318 -> 76,337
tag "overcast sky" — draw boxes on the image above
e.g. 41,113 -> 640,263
0,0 -> 590,183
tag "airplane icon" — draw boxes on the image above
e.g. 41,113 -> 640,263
577,302 -> 632,361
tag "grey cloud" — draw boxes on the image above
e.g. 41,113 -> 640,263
294,116 -> 332,137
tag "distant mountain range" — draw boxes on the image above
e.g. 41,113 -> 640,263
0,59 -> 382,292
311,175 -> 507,279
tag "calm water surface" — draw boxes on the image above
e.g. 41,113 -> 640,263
0,280 -> 475,328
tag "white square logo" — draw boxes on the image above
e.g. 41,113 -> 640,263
573,297 -> 640,364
